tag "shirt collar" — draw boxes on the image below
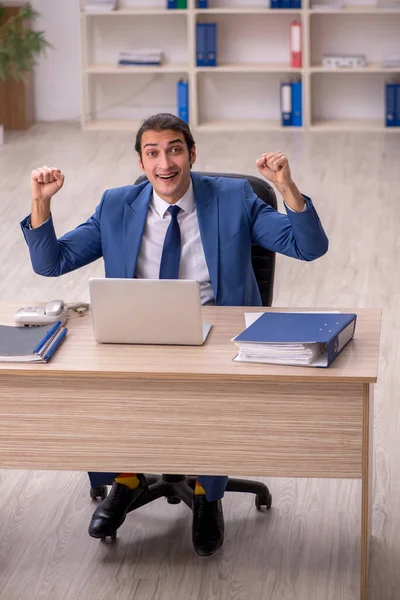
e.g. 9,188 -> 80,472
152,179 -> 195,218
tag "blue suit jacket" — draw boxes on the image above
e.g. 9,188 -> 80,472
21,173 -> 328,306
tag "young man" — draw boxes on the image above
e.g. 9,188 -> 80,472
21,113 -> 328,557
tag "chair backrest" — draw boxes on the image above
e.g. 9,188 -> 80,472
134,172 -> 277,307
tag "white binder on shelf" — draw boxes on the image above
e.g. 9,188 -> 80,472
281,82 -> 292,126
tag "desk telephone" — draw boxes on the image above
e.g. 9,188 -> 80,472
15,300 -> 89,326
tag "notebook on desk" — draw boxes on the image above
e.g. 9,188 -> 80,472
89,278 -> 212,345
0,320 -> 68,363
232,312 -> 357,367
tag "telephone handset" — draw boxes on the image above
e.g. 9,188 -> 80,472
15,300 -> 89,326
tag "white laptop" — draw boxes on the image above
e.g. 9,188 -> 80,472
89,278 -> 212,345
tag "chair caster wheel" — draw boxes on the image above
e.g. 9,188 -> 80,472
101,531 -> 117,541
167,496 -> 181,505
255,493 -> 272,511
90,485 -> 107,501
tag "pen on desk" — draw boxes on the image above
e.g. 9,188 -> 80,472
43,327 -> 68,362
39,324 -> 66,356
39,326 -> 66,357
33,320 -> 62,354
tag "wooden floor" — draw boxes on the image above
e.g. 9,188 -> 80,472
0,123 -> 399,600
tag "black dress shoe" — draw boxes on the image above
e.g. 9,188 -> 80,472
192,495 -> 224,556
88,475 -> 147,539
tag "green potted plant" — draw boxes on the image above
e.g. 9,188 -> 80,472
0,2 -> 51,140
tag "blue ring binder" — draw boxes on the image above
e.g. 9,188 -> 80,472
33,320 -> 62,354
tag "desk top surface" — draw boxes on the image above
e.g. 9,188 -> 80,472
0,304 -> 381,383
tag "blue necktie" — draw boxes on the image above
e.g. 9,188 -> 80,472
159,205 -> 181,279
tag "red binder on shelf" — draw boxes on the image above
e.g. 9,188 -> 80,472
290,21 -> 302,68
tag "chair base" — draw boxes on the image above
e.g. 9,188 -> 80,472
90,474 -> 272,512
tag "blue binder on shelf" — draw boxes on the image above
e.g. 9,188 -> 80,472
270,0 -> 281,8
281,0 -> 291,7
385,82 -> 397,127
167,0 -> 177,8
281,82 -> 292,126
196,23 -> 207,66
232,312 -> 357,368
198,0 -> 208,7
396,83 -> 400,126
0,320 -> 68,363
177,79 -> 189,123
291,80 -> 302,126
290,0 -> 301,7
205,23 -> 217,66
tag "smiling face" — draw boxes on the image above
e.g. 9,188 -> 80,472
138,129 -> 196,204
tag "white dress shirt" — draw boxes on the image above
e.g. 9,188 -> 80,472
135,181 -> 215,305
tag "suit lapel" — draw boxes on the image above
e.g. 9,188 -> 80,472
191,173 -> 219,301
123,184 -> 152,278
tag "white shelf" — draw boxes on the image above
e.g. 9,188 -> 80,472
310,63 -> 400,73
195,7 -> 302,13
85,63 -> 189,74
196,119 -> 303,131
310,119 -> 400,131
85,63 -> 304,75
79,0 -> 399,132
83,118 -> 303,132
196,63 -> 303,73
309,6 -> 400,13
81,9 -> 188,16
84,117 -> 400,133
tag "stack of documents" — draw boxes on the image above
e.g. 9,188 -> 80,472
0,321 -> 68,363
381,56 -> 400,68
83,0 -> 117,11
311,2 -> 343,9
232,312 -> 357,368
118,49 -> 164,66
323,54 -> 366,68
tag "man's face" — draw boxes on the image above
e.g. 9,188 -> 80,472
138,129 -> 196,204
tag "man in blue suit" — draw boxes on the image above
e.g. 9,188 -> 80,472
21,113 -> 328,557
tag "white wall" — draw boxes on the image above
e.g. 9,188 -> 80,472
32,0 -> 81,121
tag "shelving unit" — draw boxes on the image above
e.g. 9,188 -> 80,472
79,0 -> 400,132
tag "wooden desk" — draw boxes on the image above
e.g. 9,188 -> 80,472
0,303 -> 381,600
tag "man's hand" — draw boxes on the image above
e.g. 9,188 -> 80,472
256,152 -> 293,190
30,166 -> 65,229
31,166 -> 65,203
256,152 -> 305,212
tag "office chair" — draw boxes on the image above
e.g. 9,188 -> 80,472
90,172 -> 277,531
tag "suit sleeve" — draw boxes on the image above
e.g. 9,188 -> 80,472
20,192 -> 106,277
243,180 -> 329,261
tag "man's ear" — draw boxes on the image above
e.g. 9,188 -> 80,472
189,144 -> 197,169
138,153 -> 145,172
